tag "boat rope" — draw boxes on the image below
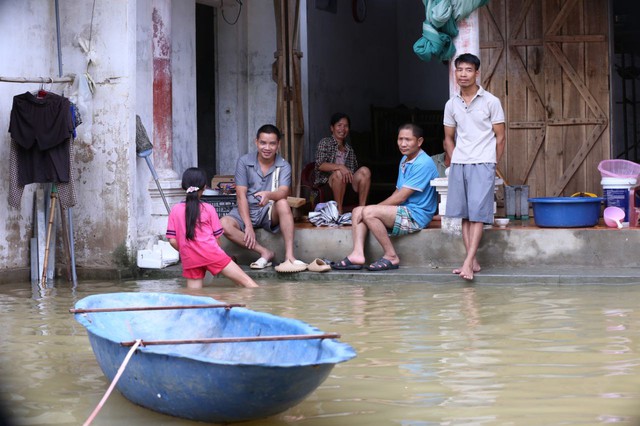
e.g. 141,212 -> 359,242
83,339 -> 142,426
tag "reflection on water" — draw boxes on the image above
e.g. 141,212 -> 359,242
1,279 -> 640,425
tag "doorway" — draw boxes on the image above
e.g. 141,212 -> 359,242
611,0 -> 640,162
196,3 -> 217,181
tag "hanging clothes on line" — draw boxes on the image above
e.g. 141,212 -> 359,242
8,91 -> 79,208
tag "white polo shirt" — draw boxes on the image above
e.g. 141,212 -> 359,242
443,86 -> 505,164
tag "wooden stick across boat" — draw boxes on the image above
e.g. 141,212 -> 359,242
121,333 -> 342,347
70,303 -> 245,314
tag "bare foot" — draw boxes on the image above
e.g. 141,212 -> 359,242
458,265 -> 475,281
451,260 -> 482,279
343,254 -> 366,266
453,264 -> 481,275
258,249 -> 275,264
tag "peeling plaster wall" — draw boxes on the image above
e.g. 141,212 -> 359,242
171,1 -> 198,176
0,0 -> 138,272
59,0 -> 138,268
136,0 -> 156,244
0,1 -> 57,269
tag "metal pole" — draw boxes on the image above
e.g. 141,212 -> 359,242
55,0 -> 63,78
55,0 -> 78,285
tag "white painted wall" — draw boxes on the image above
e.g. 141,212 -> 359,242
0,0 -> 140,271
136,0 -> 156,244
0,1 -> 58,269
171,0 -> 198,174
214,1 -> 249,174
214,0 -> 278,175
57,0 -> 138,267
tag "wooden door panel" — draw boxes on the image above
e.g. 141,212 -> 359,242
480,0 -> 610,198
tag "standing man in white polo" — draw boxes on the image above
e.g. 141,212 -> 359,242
443,53 -> 506,281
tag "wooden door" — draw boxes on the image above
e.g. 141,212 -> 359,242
480,0 -> 610,197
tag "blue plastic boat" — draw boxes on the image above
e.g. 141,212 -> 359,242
73,292 -> 356,423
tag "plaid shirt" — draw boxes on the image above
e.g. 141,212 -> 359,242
313,136 -> 360,186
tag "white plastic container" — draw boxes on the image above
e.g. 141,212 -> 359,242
601,177 -> 637,222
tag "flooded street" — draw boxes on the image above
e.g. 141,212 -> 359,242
1,278 -> 640,425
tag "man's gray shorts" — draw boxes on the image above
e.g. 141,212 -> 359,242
446,163 -> 495,224
225,206 -> 280,233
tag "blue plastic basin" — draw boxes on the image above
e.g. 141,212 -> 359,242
528,197 -> 603,228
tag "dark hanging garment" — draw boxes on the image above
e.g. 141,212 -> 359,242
8,91 -> 77,208
9,91 -> 73,185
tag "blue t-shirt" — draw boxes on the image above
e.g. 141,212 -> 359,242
396,150 -> 439,228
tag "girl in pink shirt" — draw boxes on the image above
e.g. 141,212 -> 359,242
166,168 -> 258,288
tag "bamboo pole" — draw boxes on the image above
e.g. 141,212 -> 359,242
41,189 -> 58,285
59,206 -> 73,281
70,303 -> 245,314
120,333 -> 341,347
0,76 -> 74,84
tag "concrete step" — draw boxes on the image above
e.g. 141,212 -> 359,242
219,219 -> 640,270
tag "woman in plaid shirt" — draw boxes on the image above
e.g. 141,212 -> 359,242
313,112 -> 371,213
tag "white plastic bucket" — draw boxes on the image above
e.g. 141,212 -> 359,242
601,177 -> 637,222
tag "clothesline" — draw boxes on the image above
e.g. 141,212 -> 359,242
0,76 -> 74,84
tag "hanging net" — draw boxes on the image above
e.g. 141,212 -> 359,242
413,0 -> 490,62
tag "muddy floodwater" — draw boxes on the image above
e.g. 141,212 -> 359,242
1,278 -> 640,425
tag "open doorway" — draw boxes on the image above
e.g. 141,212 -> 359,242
196,2 -> 217,181
305,0 -> 450,202
611,0 -> 640,162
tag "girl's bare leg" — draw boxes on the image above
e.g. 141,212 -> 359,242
221,261 -> 259,288
186,278 -> 204,289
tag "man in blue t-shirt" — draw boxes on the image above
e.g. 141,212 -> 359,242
332,123 -> 439,271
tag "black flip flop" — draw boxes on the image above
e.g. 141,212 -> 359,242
331,257 -> 363,270
366,258 -> 399,271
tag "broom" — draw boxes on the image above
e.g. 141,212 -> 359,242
136,115 -> 171,214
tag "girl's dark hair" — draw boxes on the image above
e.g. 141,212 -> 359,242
181,167 -> 208,240
330,112 -> 350,127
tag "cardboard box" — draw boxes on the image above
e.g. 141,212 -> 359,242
211,175 -> 235,189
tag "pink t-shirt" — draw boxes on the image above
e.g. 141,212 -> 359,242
166,202 -> 229,268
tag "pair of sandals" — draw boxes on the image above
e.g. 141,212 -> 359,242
249,257 -> 311,273
331,257 -> 399,271
275,258 -> 332,273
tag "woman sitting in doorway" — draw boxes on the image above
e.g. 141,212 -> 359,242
314,112 -> 371,214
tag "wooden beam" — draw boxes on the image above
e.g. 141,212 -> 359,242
509,121 -> 545,129
547,42 -> 605,119
520,126 -> 546,184
551,124 -> 607,196
545,0 -> 580,36
508,0 -> 535,40
547,118 -> 607,126
480,6 -> 504,89
508,45 -> 545,107
546,35 -> 606,43
510,39 -> 543,47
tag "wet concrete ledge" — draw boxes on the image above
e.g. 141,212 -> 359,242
139,265 -> 640,285
139,222 -> 640,285
5,223 -> 640,285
